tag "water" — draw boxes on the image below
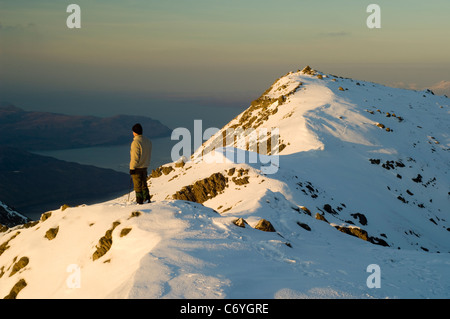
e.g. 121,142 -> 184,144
32,100 -> 246,173
32,101 -> 247,173
34,136 -> 178,174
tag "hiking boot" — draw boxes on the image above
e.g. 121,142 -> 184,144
143,188 -> 151,203
135,191 -> 144,204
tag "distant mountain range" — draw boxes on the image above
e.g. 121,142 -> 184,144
0,105 -> 171,151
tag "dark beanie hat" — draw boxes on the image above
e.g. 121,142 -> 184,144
132,123 -> 143,135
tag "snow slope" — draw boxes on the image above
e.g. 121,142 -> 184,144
0,66 -> 449,299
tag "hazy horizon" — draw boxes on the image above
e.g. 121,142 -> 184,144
1,0 -> 449,128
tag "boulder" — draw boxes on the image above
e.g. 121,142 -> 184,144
232,218 -> 248,228
254,219 -> 276,232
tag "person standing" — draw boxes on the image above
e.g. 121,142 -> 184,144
129,123 -> 152,204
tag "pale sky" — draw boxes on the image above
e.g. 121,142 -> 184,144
1,0 -> 449,121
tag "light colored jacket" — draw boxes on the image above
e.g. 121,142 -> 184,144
130,135 -> 152,169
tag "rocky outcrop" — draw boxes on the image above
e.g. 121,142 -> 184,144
3,279 -> 27,299
45,226 -> 59,240
9,256 -> 29,277
172,173 -> 228,204
0,232 -> 20,257
232,218 -> 248,228
315,213 -> 329,223
254,219 -> 276,232
92,221 -> 121,261
151,165 -> 174,178
229,168 -> 250,186
351,213 -> 368,226
120,228 -> 132,237
334,225 -> 368,241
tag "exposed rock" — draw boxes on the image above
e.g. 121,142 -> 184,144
397,195 -> 408,204
296,181 -> 319,199
323,204 -> 338,215
232,218 -> 248,228
334,225 -> 368,241
175,161 -> 185,168
382,161 -> 395,170
10,256 -> 29,277
236,168 -> 249,177
120,228 -> 132,237
151,165 -> 174,178
368,236 -> 390,247
172,173 -> 228,204
92,221 -> 121,261
40,211 -> 52,222
301,65 -> 315,75
300,206 -> 311,216
45,226 -> 59,240
18,220 -> 39,229
0,231 -> 20,257
351,213 -> 368,226
175,156 -> 187,168
3,279 -> 27,299
162,166 -> 174,175
297,222 -> 311,231
292,206 -> 312,216
232,176 -> 250,185
315,213 -> 329,223
254,219 -> 276,232
412,174 -> 423,183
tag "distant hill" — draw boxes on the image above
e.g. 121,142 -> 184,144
0,146 -> 130,220
0,105 -> 171,151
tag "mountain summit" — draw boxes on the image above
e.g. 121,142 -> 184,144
174,65 -> 450,252
1,66 -> 449,299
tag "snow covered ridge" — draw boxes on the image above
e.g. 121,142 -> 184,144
1,66 -> 449,299
186,65 -> 449,251
0,201 -> 29,229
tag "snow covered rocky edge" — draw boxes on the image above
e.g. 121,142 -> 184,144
1,66 -> 449,299
0,201 -> 29,229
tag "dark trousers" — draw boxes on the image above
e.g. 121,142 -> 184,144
131,168 -> 150,204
